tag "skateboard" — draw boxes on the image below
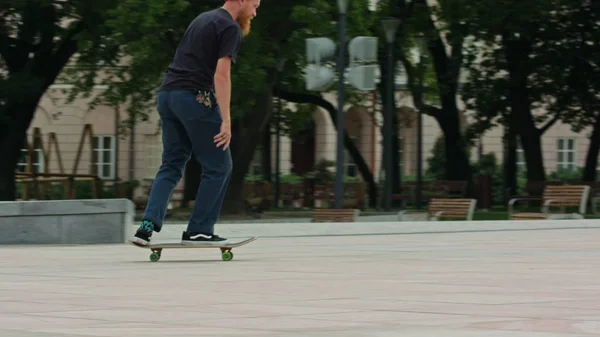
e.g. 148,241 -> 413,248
128,237 -> 257,262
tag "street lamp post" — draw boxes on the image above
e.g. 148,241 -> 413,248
381,17 -> 400,212
334,0 -> 349,209
304,2 -> 378,209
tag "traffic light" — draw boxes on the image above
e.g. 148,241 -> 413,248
305,38 -> 337,91
347,36 -> 378,91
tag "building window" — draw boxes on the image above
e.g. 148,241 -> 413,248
516,137 -> 526,172
93,135 -> 116,179
557,138 -> 576,170
398,137 -> 404,176
16,148 -> 44,173
345,136 -> 358,177
145,135 -> 163,179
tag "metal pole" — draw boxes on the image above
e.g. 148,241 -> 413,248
416,104 -> 423,209
384,42 -> 394,211
274,95 -> 281,208
334,12 -> 346,209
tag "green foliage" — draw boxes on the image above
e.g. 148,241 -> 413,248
279,173 -> 304,184
462,0 -> 600,141
425,136 -> 446,179
426,135 -> 474,179
548,167 -> 584,183
58,0 -> 376,138
471,153 -> 504,204
1,0 -> 120,127
540,1 -> 600,133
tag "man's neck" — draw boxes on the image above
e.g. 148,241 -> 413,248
221,3 -> 239,20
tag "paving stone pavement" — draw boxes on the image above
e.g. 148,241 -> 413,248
1,221 -> 600,337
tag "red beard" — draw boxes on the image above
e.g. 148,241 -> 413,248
236,14 -> 252,36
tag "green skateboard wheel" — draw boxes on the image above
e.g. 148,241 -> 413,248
222,251 -> 233,261
149,252 -> 161,262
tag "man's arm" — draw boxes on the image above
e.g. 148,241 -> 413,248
214,56 -> 232,124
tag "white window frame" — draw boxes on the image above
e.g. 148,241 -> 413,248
145,135 -> 163,179
557,138 -> 576,171
93,135 -> 116,180
16,148 -> 45,173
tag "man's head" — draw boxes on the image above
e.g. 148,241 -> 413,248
223,0 -> 260,36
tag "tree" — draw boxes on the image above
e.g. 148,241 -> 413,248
540,0 -> 600,181
463,0 -> 578,184
464,0 -> 600,184
378,0 -> 473,189
0,0 -> 119,200
65,0 -> 378,213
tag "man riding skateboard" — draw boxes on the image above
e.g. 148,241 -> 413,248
132,0 -> 261,246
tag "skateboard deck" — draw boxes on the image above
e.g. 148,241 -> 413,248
128,237 -> 257,262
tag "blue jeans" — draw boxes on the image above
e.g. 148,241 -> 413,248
143,90 -> 232,234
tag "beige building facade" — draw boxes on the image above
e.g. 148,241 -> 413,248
20,78 -> 596,201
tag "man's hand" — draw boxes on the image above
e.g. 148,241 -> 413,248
214,120 -> 232,150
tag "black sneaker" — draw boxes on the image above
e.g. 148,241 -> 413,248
181,231 -> 229,245
132,219 -> 156,246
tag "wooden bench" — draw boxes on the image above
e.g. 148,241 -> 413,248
311,209 -> 360,222
397,198 -> 477,221
569,181 -> 600,215
509,185 -> 591,220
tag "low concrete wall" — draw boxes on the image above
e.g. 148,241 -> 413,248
0,199 -> 134,245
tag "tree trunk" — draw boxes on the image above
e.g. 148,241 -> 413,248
518,126 -> 545,181
403,0 -> 472,187
0,98 -> 40,201
434,108 -> 471,181
503,34 -> 548,182
276,88 -> 379,208
0,18 -> 81,201
582,114 -> 600,181
0,131 -> 24,201
503,123 -> 518,199
510,70 -> 546,181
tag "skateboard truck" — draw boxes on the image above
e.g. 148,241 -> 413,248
148,247 -> 234,262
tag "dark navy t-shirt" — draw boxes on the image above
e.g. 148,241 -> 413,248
159,8 -> 242,92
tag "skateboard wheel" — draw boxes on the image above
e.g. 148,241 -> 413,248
221,251 -> 233,261
149,252 -> 161,262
